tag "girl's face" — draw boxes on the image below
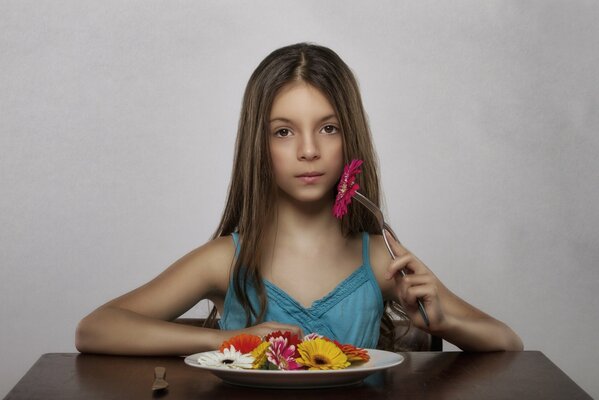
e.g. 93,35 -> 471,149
269,82 -> 344,206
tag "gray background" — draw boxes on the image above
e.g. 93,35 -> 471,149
1,1 -> 598,398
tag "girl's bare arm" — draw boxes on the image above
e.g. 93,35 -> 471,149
370,233 -> 523,352
75,236 -> 234,355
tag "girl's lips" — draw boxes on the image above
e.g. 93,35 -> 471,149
296,172 -> 324,184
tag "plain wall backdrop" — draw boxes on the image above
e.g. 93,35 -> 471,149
1,1 -> 598,397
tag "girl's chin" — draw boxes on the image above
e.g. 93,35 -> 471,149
277,188 -> 334,206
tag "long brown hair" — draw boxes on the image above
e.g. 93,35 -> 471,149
211,43 -> 407,350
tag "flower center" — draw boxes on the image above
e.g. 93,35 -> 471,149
222,359 -> 234,364
313,355 -> 330,365
336,182 -> 348,200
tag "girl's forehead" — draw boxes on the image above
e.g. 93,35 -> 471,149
269,82 -> 337,120
273,81 -> 324,101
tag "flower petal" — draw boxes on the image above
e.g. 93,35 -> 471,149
219,333 -> 262,354
296,338 -> 350,370
333,159 -> 364,219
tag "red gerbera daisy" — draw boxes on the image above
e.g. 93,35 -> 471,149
264,330 -> 301,347
333,159 -> 363,219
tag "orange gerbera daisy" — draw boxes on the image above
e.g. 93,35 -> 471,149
333,341 -> 370,362
219,334 -> 262,354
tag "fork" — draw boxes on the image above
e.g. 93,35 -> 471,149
353,191 -> 431,327
151,367 -> 169,391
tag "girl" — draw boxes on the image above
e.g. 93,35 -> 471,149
76,43 -> 523,355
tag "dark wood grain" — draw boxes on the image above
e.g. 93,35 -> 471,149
4,352 -> 591,400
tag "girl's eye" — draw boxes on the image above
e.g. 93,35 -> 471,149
274,128 -> 292,138
321,125 -> 339,134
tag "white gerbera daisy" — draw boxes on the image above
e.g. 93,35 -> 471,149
196,347 -> 255,369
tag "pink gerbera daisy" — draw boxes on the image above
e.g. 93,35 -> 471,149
264,330 -> 301,357
333,159 -> 363,219
266,337 -> 302,370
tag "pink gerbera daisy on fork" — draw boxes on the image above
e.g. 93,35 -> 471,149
333,159 -> 363,219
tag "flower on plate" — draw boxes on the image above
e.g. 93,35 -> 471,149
266,337 -> 302,370
334,341 -> 370,362
219,333 -> 262,354
206,331 -> 369,371
296,338 -> 350,370
197,347 -> 255,369
302,332 -> 324,342
333,159 -> 363,219
264,330 -> 301,357
250,341 -> 270,369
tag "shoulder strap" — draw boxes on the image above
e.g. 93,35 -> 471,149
231,232 -> 240,257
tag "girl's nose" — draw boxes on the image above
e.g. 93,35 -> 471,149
298,134 -> 320,161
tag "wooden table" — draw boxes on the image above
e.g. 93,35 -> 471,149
4,351 -> 591,399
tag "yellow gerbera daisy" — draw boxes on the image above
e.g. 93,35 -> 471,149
250,341 -> 270,369
296,338 -> 350,370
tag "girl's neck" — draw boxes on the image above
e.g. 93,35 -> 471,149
266,192 -> 343,244
260,191 -> 359,289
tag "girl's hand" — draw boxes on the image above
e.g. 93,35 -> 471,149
228,321 -> 303,339
384,231 -> 447,332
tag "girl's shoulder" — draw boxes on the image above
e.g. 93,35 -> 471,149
185,235 -> 236,270
168,235 -> 236,291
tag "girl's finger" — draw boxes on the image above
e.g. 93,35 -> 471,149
396,273 -> 434,301
398,273 -> 433,290
386,253 -> 429,279
402,283 -> 437,306
385,254 -> 412,279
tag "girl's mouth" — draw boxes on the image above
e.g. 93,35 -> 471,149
296,172 -> 324,184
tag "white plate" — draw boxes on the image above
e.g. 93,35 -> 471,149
184,349 -> 404,389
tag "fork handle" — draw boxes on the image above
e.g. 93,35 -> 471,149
382,224 -> 431,327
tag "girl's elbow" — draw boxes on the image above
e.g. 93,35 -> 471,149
488,319 -> 524,351
75,316 -> 97,353
495,328 -> 524,351
506,334 -> 524,351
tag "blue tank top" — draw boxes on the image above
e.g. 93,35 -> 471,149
219,232 -> 384,348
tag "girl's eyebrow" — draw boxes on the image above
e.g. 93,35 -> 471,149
318,114 -> 339,122
268,114 -> 338,124
269,117 -> 292,124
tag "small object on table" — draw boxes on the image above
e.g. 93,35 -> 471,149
152,366 -> 169,391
